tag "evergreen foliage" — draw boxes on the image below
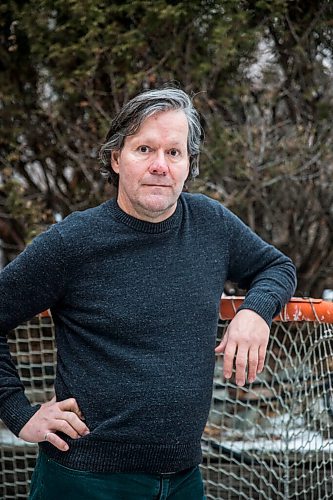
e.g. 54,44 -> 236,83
1,0 -> 332,294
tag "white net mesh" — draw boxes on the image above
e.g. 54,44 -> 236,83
1,302 -> 333,499
202,317 -> 333,499
0,314 -> 55,499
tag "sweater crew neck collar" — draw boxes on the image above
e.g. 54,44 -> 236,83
107,197 -> 183,234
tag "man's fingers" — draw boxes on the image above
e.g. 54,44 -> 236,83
18,396 -> 89,446
57,411 -> 90,436
57,397 -> 82,416
225,343 -> 266,386
53,420 -> 84,440
44,432 -> 69,452
257,343 -> 267,373
215,333 -> 228,353
247,346 -> 259,384
41,410 -> 90,453
222,340 -> 237,380
57,397 -> 86,421
235,347 -> 248,386
218,310 -> 270,386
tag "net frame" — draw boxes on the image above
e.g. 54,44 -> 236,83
1,298 -> 333,499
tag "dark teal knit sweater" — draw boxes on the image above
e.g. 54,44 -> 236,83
0,193 -> 296,473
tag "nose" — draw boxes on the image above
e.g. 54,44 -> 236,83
148,150 -> 168,176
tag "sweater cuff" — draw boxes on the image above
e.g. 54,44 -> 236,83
0,391 -> 41,437
237,293 -> 280,328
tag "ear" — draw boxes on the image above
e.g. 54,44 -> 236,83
111,150 -> 120,174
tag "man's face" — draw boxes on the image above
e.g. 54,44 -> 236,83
111,109 -> 190,222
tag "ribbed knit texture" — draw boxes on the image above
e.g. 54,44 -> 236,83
0,193 -> 296,473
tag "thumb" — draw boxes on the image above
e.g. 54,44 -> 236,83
215,333 -> 228,353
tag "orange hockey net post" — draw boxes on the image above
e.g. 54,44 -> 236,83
220,297 -> 333,323
202,297 -> 333,499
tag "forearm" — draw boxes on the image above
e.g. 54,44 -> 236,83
0,332 -> 41,435
237,255 -> 297,326
225,208 -> 297,326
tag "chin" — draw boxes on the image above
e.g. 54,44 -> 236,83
139,196 -> 176,217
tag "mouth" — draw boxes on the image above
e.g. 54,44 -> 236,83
143,184 -> 172,188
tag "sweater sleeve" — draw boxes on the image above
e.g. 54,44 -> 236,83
0,225 -> 67,436
224,208 -> 297,326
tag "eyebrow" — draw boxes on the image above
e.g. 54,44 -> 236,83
130,137 -> 186,147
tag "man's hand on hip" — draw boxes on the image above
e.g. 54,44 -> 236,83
18,396 -> 90,452
215,309 -> 269,386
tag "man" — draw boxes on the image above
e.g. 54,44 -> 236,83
0,88 -> 296,499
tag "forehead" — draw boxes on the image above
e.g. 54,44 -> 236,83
131,109 -> 188,143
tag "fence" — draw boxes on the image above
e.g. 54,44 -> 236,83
1,298 -> 333,499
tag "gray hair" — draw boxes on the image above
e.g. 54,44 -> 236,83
99,88 -> 203,187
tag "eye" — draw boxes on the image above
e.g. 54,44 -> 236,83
169,148 -> 180,157
138,145 -> 151,153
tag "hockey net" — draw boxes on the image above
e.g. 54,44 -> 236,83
1,298 -> 333,499
202,297 -> 333,499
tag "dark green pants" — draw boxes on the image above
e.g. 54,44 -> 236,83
29,452 -> 206,499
